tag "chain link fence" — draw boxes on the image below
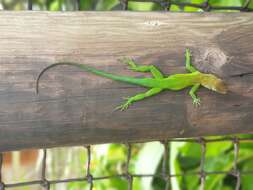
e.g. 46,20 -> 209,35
119,0 -> 253,11
0,0 -> 253,11
1,137 -> 253,189
0,0 -> 253,189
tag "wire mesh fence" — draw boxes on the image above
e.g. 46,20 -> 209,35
119,0 -> 253,11
0,136 -> 253,189
1,0 -> 253,11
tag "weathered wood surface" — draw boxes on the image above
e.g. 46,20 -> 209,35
0,12 -> 253,152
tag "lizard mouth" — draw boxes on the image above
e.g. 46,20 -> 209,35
215,81 -> 227,94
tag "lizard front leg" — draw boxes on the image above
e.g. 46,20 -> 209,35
185,48 -> 197,73
120,58 -> 164,79
115,88 -> 162,111
189,84 -> 201,106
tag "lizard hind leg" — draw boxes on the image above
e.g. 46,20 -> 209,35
120,58 -> 164,79
115,88 -> 162,111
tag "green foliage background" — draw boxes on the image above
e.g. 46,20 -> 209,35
1,0 -> 253,189
1,0 -> 253,11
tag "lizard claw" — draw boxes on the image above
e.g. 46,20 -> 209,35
193,98 -> 201,107
122,96 -> 130,100
114,103 -> 130,111
114,98 -> 132,111
119,58 -> 137,69
119,57 -> 132,64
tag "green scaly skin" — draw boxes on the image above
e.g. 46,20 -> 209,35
36,49 -> 227,111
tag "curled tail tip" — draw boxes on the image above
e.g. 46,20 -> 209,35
35,62 -> 81,96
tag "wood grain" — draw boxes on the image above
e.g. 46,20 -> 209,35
0,12 -> 253,151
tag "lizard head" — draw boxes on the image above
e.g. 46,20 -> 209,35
201,74 -> 227,94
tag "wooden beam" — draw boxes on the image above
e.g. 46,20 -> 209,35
0,12 -> 253,152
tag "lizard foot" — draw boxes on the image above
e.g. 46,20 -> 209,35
114,98 -> 132,111
114,102 -> 131,111
122,96 -> 130,100
193,98 -> 201,107
119,58 -> 137,70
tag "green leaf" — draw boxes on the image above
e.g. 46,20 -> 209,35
48,0 -> 62,10
177,142 -> 201,170
205,141 -> 232,157
128,2 -> 162,11
96,0 -> 119,10
183,6 -> 203,12
79,0 -> 93,10
241,161 -> 253,190
209,0 -> 244,7
248,1 -> 253,9
169,4 -> 181,11
204,153 -> 235,190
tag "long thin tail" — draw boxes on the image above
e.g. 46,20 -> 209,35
36,62 -> 143,94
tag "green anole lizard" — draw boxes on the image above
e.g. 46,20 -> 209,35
36,49 -> 227,110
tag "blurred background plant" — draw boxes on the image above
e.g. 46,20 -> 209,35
1,0 -> 253,189
1,0 -> 253,11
